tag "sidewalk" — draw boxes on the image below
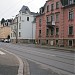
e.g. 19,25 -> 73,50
35,44 -> 75,52
17,43 -> 75,52
0,48 -> 23,75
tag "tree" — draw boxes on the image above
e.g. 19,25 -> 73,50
1,18 -> 5,25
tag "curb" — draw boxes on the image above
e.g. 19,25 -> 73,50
23,59 -> 30,75
35,45 -> 75,52
0,48 -> 23,75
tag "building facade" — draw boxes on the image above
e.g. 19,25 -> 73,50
36,0 -> 75,47
0,19 -> 12,41
10,6 -> 37,43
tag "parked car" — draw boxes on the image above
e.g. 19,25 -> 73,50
4,39 -> 10,43
1,39 -> 4,42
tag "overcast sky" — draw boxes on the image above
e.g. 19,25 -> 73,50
0,0 -> 47,20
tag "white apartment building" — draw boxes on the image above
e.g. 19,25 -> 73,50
10,5 -> 37,43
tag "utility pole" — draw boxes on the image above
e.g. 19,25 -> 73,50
16,15 -> 18,43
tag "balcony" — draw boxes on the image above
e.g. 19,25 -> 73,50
47,21 -> 55,28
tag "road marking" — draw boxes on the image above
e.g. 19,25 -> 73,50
26,49 -> 56,56
0,51 -> 5,55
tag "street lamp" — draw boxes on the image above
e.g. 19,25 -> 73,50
16,15 -> 18,43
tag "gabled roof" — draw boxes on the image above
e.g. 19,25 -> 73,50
19,5 -> 38,16
19,5 -> 30,13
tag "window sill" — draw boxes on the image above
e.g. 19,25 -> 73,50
55,35 -> 59,37
50,35 -> 54,37
56,8 -> 59,9
68,19 -> 74,21
46,35 -> 49,37
68,34 -> 74,37
55,21 -> 59,23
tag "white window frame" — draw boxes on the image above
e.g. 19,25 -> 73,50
69,0 -> 73,4
19,32 -> 21,37
19,23 -> 21,29
68,9 -> 74,20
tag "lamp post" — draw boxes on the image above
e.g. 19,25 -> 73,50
16,15 -> 18,43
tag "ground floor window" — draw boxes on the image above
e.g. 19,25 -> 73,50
56,40 -> 58,45
46,40 -> 48,44
68,40 -> 73,46
39,40 -> 40,44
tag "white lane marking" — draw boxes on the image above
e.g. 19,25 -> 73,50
26,49 -> 56,56
0,51 -> 6,55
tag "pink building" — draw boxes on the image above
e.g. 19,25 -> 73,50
36,0 -> 75,47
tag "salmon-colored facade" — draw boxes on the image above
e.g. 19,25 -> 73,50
36,0 -> 75,47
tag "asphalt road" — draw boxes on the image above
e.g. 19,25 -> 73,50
0,42 -> 75,75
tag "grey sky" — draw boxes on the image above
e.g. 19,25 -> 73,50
0,0 -> 47,20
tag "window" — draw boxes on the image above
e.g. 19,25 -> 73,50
69,10 -> 74,20
56,13 -> 59,22
51,4 -> 54,11
39,40 -> 40,44
27,17 -> 29,21
69,26 -> 73,35
47,5 -> 49,12
46,29 -> 49,36
20,16 -> 21,21
68,40 -> 73,46
46,16 -> 49,22
56,28 -> 59,35
39,30 -> 41,37
19,32 -> 21,37
51,14 -> 54,21
56,2 -> 59,9
46,40 -> 48,44
56,40 -> 58,45
39,18 -> 42,25
19,23 -> 21,29
13,33 -> 15,37
69,0 -> 73,4
51,27 -> 54,35
11,33 -> 12,37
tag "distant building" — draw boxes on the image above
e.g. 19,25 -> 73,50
36,0 -> 75,47
10,5 -> 38,43
0,19 -> 12,41
10,17 -> 17,43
